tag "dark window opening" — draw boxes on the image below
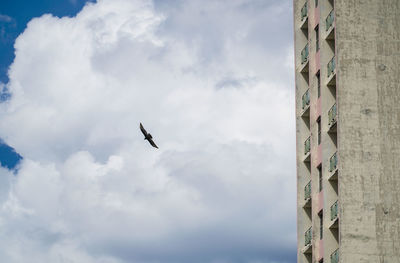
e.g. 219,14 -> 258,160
317,71 -> 321,98
317,117 -> 321,145
315,25 -> 320,51
318,164 -> 322,192
315,0 -> 319,7
319,211 -> 323,240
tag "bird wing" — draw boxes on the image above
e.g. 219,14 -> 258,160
140,123 -> 148,137
148,138 -> 158,149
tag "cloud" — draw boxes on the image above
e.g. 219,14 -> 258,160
0,14 -> 12,23
0,14 -> 16,44
0,0 -> 295,262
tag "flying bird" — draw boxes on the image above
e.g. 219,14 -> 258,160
140,123 -> 158,149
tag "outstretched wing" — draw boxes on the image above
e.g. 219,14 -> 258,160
140,123 -> 148,137
148,138 -> 158,149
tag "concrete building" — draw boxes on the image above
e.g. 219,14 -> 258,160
294,0 -> 400,262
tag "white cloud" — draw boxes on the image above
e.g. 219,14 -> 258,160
0,0 -> 295,262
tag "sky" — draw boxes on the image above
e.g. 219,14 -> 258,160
0,0 -> 295,262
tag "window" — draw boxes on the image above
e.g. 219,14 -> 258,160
317,117 -> 321,145
318,164 -> 322,192
315,0 -> 318,7
319,212 -> 323,240
317,71 -> 321,98
315,25 -> 320,51
319,259 -> 324,263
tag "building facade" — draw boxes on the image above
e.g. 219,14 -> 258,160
294,0 -> 400,262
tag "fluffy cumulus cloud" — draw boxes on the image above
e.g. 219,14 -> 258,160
0,0 -> 295,262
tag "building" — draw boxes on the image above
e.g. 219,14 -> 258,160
294,0 -> 400,262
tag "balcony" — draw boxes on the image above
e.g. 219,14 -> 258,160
328,103 -> 337,132
330,249 -> 339,263
299,44 -> 309,73
326,10 -> 335,39
301,44 -> 309,65
305,227 -> 312,245
302,89 -> 310,110
329,200 -> 339,229
304,136 -> 311,162
301,2 -> 308,21
301,89 -> 310,117
327,60 -> 336,88
304,181 -> 311,200
331,200 -> 339,222
329,152 -> 337,172
328,152 -> 338,181
300,2 -> 308,29
327,56 -> 336,83
326,10 -> 334,31
303,181 -> 312,208
302,226 -> 312,254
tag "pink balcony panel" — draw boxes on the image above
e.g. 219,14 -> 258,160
314,7 -> 320,29
318,239 -> 324,261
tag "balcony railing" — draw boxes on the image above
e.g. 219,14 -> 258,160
331,249 -> 339,263
304,181 -> 311,200
301,2 -> 308,21
328,103 -> 337,126
301,44 -> 309,64
327,56 -> 336,77
304,136 -> 311,155
326,9 -> 334,31
302,89 -> 310,109
305,227 -> 312,246
329,152 -> 337,172
331,200 -> 338,221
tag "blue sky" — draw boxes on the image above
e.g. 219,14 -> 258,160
0,0 -> 295,262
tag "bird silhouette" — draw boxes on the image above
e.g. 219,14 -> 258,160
140,123 -> 158,149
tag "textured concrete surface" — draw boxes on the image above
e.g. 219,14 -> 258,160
336,0 -> 400,262
295,0 -> 400,262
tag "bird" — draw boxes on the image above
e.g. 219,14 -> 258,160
140,123 -> 158,149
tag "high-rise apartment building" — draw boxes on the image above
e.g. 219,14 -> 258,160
294,0 -> 400,262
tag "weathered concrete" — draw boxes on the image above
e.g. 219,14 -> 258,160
295,0 -> 400,262
336,0 -> 400,261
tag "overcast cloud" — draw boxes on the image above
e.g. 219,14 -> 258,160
0,0 -> 295,262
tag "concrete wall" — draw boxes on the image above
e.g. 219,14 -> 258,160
336,0 -> 400,261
